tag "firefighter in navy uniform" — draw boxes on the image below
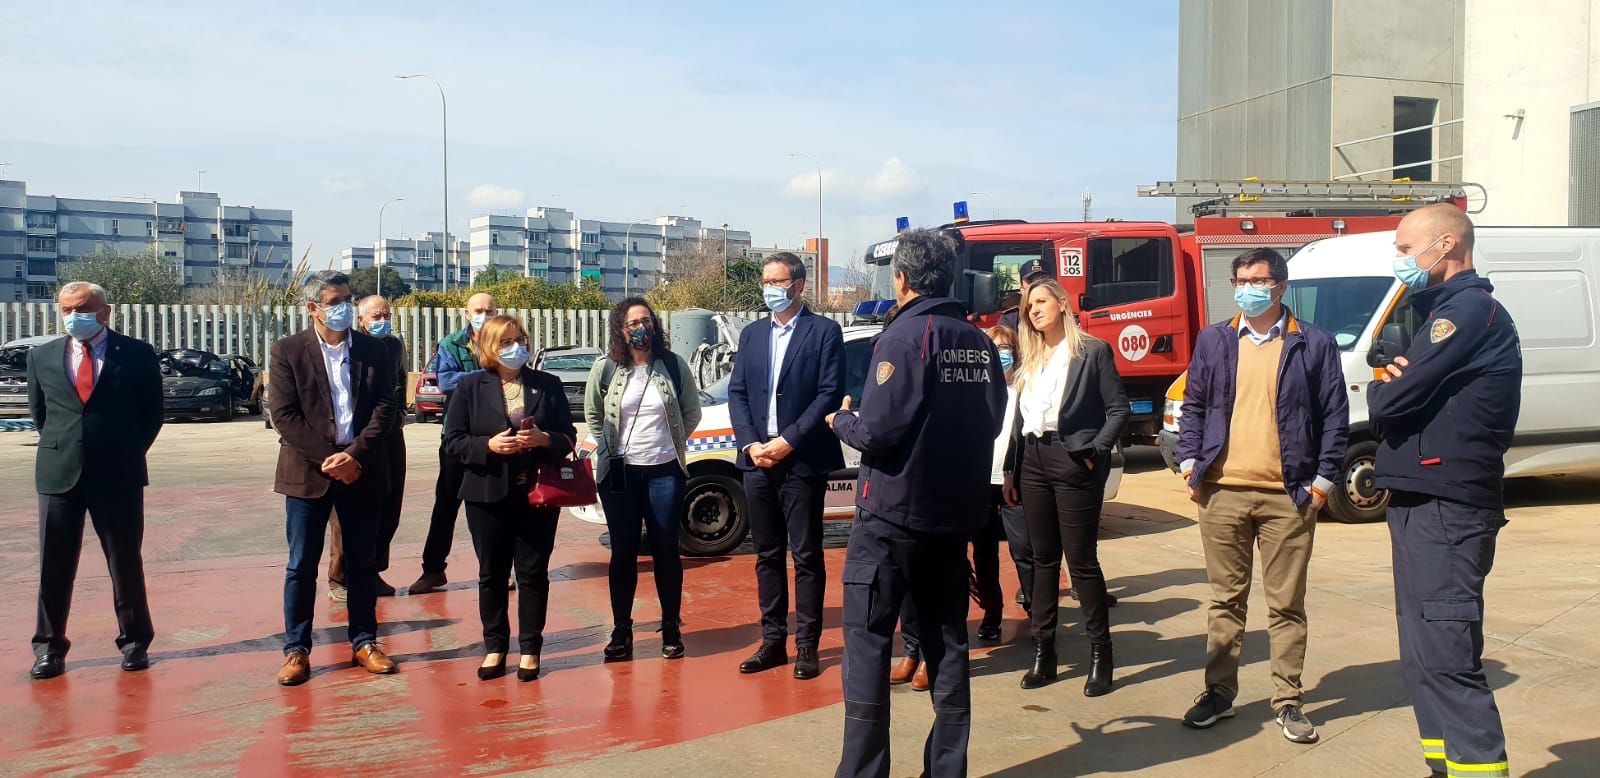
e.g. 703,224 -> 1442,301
829,228 -> 1007,778
1368,204 -> 1520,778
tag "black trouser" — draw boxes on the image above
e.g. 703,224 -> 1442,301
997,502 -> 1033,600
421,440 -> 466,575
901,489 -> 1009,660
330,434 -> 406,583
598,461 -> 685,629
745,466 -> 827,647
465,495 -> 559,656
838,512 -> 970,778
34,483 -> 154,659
1019,435 -> 1111,647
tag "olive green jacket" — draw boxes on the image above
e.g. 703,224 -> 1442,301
583,353 -> 701,484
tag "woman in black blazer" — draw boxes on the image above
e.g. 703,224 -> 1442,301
443,315 -> 576,682
1002,278 -> 1130,697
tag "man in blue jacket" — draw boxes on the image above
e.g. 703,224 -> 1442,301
1368,204 -> 1519,778
1176,247 -> 1349,744
828,228 -> 1006,778
729,252 -> 845,681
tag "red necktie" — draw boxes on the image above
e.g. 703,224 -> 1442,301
75,344 -> 95,405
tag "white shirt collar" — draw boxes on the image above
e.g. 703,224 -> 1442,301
1239,312 -> 1287,342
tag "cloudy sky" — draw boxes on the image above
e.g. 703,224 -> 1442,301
0,1 -> 1179,278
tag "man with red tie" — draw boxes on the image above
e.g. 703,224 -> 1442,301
28,281 -> 164,680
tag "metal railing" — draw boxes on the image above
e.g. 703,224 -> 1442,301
0,303 -> 849,375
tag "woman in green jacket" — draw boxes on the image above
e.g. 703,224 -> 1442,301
584,297 -> 701,662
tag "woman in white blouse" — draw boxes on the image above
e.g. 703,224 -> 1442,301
1002,278 -> 1130,697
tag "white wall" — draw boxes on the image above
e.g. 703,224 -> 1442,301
1464,0 -> 1600,224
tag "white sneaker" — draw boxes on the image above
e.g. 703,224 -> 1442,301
1275,704 -> 1319,744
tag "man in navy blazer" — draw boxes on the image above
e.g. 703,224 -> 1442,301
728,253 -> 845,680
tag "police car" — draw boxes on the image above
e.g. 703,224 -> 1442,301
574,322 -> 1125,556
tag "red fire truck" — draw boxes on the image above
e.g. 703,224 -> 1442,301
858,180 -> 1474,444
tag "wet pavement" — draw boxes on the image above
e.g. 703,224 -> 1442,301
1,419 -> 1597,776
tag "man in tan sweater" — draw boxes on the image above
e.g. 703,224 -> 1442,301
1174,248 -> 1350,744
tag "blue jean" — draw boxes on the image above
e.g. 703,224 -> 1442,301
598,461 -> 685,629
285,485 -> 378,653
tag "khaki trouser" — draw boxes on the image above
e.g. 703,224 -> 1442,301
1197,484 -> 1317,709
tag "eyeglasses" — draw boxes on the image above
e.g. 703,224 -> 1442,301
624,318 -> 653,330
1229,278 -> 1278,290
763,277 -> 795,288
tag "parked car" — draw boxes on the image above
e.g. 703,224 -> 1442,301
573,324 -> 1125,556
0,335 -> 55,419
218,354 -> 265,415
534,345 -> 603,415
414,354 -> 445,423
159,348 -> 252,422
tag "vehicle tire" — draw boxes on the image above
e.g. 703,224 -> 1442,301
1328,439 -> 1388,523
678,471 -> 748,557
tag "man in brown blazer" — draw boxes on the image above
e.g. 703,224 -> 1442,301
268,270 -> 400,686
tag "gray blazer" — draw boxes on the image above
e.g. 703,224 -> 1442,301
583,353 -> 701,484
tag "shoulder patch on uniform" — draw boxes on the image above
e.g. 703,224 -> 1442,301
875,361 -> 895,385
1430,318 -> 1457,343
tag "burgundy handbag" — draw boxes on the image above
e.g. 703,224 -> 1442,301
528,452 -> 598,508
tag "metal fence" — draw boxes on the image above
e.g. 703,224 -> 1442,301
0,303 -> 849,374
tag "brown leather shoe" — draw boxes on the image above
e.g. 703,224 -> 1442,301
911,662 -> 931,692
408,572 -> 447,594
277,650 -> 311,686
353,644 -> 398,675
890,656 -> 919,685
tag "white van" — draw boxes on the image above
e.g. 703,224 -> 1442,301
1159,227 -> 1600,523
577,322 -> 1125,555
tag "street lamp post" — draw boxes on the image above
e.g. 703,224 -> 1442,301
377,197 -> 405,298
787,152 -> 822,302
623,220 -> 651,297
721,223 -> 730,309
396,74 -> 449,292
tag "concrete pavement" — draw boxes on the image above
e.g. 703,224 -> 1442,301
0,419 -> 1595,776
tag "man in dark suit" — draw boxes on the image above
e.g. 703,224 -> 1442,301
729,252 -> 845,681
27,281 -> 163,680
326,295 -> 408,602
269,271 -> 400,686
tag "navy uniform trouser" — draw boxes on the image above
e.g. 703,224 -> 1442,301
1388,491 -> 1509,778
838,511 -> 970,778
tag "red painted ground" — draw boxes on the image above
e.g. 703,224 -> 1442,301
0,493 -> 1019,774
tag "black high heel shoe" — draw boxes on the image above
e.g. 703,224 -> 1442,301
661,624 -> 685,659
603,627 -> 634,662
518,657 -> 541,682
1020,639 -> 1058,689
477,654 -> 507,681
1084,644 -> 1114,697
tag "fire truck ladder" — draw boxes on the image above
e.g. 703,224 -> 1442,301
1138,179 -> 1486,217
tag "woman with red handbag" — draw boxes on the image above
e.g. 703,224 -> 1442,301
443,315 -> 576,682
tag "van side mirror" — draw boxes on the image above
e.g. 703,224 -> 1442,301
965,270 -> 999,315
1368,322 -> 1409,368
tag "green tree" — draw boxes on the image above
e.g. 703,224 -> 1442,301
394,275 -> 611,310
647,241 -> 762,311
347,265 -> 413,300
57,247 -> 183,305
473,267 -> 520,287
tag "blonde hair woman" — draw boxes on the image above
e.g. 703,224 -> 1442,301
1001,278 -> 1130,696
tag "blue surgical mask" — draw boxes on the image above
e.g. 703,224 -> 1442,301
471,312 -> 489,330
366,320 -> 392,339
498,343 -> 530,371
1393,235 -> 1446,292
1234,284 -> 1275,318
763,284 -> 794,313
63,312 -> 104,341
320,302 -> 353,332
998,349 -> 1015,372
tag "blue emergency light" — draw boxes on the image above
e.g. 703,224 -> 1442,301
953,201 -> 970,223
853,301 -> 877,318
896,216 -> 910,233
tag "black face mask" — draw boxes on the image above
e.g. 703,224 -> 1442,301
627,326 -> 652,349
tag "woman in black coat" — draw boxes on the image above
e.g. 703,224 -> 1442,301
443,315 -> 576,682
1002,278 -> 1130,697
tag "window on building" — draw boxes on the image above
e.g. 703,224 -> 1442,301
26,236 -> 56,253
13,263 -> 23,278
146,221 -> 153,236
529,247 -> 549,262
111,219 -> 119,236
529,232 -> 548,245
1394,97 -> 1438,182
531,267 -> 549,279
27,283 -> 54,300
1083,237 -> 1174,309
582,231 -> 600,246
28,260 -> 56,276
25,212 -> 56,229
227,243 -> 248,259
164,250 -> 177,258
